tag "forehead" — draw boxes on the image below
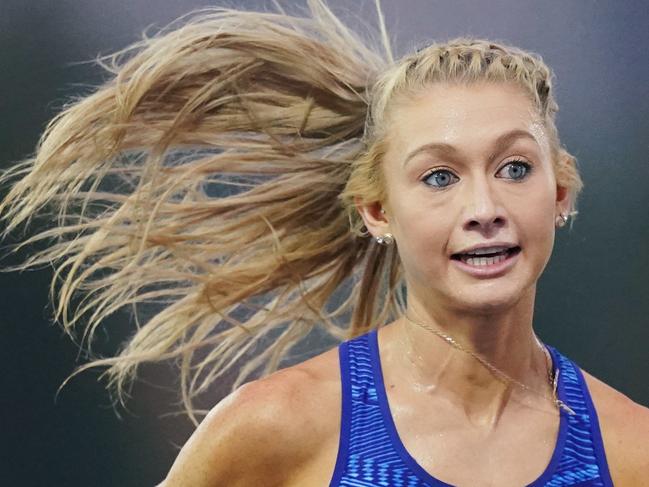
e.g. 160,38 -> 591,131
386,81 -> 548,157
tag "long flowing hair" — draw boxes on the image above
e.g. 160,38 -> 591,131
0,0 -> 583,423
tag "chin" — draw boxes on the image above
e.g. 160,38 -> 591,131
450,283 -> 533,313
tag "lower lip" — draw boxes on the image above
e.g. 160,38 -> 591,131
451,248 -> 521,278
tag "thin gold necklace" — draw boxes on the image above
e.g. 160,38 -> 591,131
403,314 -> 576,415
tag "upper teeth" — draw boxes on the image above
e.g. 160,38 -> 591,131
465,246 -> 510,255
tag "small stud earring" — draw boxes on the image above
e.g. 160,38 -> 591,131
555,213 -> 568,228
375,233 -> 394,245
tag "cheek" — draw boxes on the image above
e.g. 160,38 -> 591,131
518,190 -> 557,257
393,206 -> 450,272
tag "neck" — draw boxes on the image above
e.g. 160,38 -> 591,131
384,291 -> 555,429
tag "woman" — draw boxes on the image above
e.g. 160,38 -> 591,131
1,1 -> 647,485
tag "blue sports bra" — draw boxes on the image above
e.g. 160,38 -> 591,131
329,328 -> 614,486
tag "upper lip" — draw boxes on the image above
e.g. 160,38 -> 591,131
452,242 -> 520,255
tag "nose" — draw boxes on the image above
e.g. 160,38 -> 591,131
462,176 -> 506,235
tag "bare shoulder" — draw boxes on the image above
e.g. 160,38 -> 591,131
582,370 -> 649,485
159,345 -> 341,487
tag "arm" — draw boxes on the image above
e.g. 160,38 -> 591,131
584,372 -> 649,486
604,397 -> 649,486
158,369 -> 314,487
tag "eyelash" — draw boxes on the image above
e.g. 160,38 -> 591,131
420,159 -> 533,189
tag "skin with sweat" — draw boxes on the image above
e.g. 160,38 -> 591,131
364,81 -> 566,419
352,81 -> 572,485
274,82 -> 647,486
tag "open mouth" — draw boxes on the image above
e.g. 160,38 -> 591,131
451,246 -> 521,266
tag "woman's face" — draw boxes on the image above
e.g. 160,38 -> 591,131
360,81 -> 570,313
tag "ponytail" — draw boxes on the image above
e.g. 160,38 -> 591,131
0,0 -> 398,424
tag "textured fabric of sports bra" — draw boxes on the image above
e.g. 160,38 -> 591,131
329,328 -> 614,486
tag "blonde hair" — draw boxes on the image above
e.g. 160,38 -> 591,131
0,0 -> 583,424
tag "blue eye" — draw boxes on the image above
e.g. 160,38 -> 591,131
421,169 -> 459,188
497,160 -> 532,180
421,160 -> 532,189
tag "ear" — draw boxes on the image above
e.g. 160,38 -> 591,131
554,150 -> 575,217
555,181 -> 572,217
554,184 -> 572,225
556,155 -> 574,215
354,197 -> 390,238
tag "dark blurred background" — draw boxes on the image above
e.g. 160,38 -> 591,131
1,0 -> 647,485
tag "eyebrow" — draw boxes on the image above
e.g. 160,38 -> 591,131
402,129 -> 540,168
